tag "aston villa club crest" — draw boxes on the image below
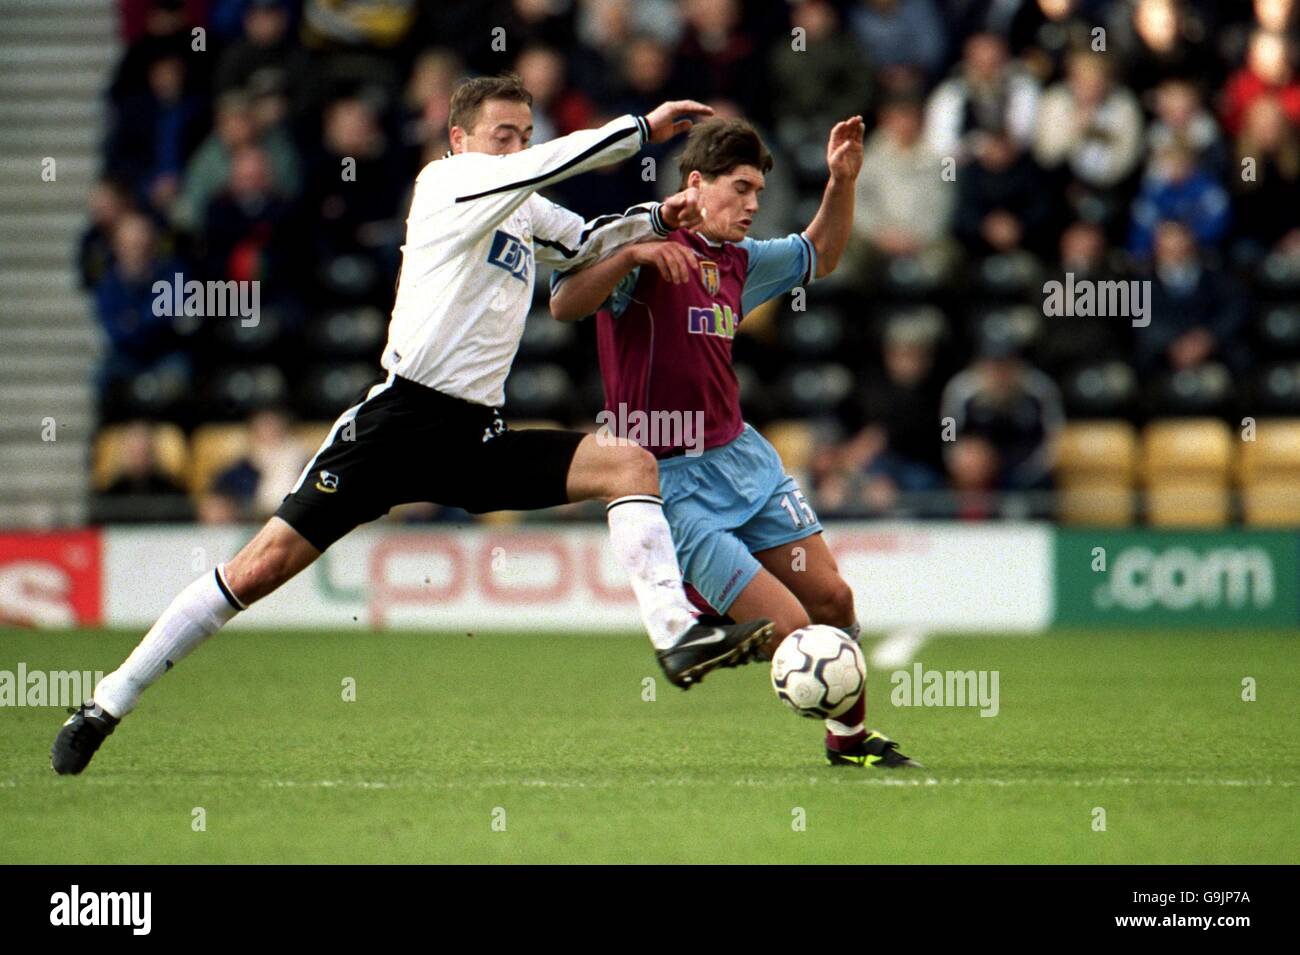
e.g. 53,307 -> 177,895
699,260 -> 720,296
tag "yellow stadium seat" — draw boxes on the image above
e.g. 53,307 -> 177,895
1146,479 -> 1230,527
93,423 -> 189,491
1237,418 -> 1300,483
1058,478 -> 1135,526
1140,420 -> 1233,527
764,420 -> 816,473
1141,418 -> 1233,479
188,424 -> 250,495
1055,420 -> 1138,479
1242,477 -> 1300,527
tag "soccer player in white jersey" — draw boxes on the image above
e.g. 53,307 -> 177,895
52,75 -> 773,775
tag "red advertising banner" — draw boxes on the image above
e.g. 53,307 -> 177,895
0,531 -> 103,627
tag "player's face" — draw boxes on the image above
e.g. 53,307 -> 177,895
694,165 -> 764,243
456,99 -> 534,155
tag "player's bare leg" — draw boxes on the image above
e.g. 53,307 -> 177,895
729,534 -> 918,767
564,434 -> 773,688
51,518 -> 319,774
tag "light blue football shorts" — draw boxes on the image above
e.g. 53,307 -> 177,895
657,424 -> 823,613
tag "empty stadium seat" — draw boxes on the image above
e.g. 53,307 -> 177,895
776,364 -> 854,416
305,307 -> 386,358
779,308 -> 844,357
1062,360 -> 1139,418
1141,418 -> 1233,527
1054,421 -> 1139,525
1258,306 -> 1300,358
92,423 -> 189,491
504,363 -> 575,420
1238,418 -> 1300,526
295,363 -> 378,419
208,364 -> 290,418
1147,363 -> 1236,418
1252,363 -> 1300,414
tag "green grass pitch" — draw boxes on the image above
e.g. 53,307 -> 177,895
1,627 -> 1297,863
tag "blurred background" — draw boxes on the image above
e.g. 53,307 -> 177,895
4,0 -> 1300,532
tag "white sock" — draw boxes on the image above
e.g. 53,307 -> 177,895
93,565 -> 244,717
606,495 -> 697,649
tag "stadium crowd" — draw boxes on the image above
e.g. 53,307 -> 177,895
86,0 -> 1300,523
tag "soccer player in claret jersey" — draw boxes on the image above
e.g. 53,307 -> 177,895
550,117 -> 919,768
51,76 -> 776,776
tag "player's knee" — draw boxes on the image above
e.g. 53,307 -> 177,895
609,445 -> 659,496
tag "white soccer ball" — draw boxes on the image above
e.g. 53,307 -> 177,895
770,625 -> 865,720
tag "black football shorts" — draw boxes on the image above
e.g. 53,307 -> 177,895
275,374 -> 586,552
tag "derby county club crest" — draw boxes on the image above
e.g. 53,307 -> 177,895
699,260 -> 720,296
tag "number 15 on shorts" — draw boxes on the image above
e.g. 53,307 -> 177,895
779,489 -> 816,527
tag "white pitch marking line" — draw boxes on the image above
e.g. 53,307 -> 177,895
870,626 -> 929,670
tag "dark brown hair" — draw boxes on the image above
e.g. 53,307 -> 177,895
449,73 -> 532,133
677,118 -> 774,187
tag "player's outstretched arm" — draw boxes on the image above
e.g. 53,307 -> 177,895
549,240 -> 697,322
803,116 -> 865,279
547,187 -> 705,321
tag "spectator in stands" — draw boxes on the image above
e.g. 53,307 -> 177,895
93,213 -> 192,411
674,0 -> 767,120
1128,141 -> 1230,259
1034,50 -> 1145,212
210,407 -> 308,520
1135,220 -> 1249,376
1221,29 -> 1300,136
214,0 -> 309,106
203,145 -> 299,294
397,48 -> 462,166
109,0 -> 202,105
173,90 -> 300,233
1037,220 -> 1132,374
940,340 -> 1064,494
514,42 -> 595,141
847,0 -> 947,89
769,1 -> 875,142
924,31 -> 1040,164
1230,95 -> 1300,264
79,176 -> 137,290
92,420 -> 194,524
843,311 -> 949,500
105,50 -> 208,215
1008,0 -> 1100,82
845,93 -> 958,292
298,95 -> 406,293
1143,76 -> 1227,181
956,130 -> 1055,257
1112,0 -> 1217,95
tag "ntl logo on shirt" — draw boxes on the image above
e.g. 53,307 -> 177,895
487,229 -> 532,283
687,303 -> 736,340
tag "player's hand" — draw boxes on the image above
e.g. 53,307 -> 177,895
659,186 -> 704,230
627,241 -> 696,285
645,100 -> 713,143
826,115 -> 865,182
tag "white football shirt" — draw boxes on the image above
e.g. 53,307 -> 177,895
383,113 -> 669,407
